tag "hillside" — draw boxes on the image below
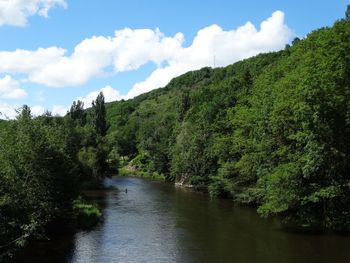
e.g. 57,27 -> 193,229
105,19 -> 350,230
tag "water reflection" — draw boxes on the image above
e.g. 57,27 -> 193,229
15,176 -> 350,263
70,177 -> 191,263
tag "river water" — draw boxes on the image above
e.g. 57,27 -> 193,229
15,176 -> 350,263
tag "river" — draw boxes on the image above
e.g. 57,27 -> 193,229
15,176 -> 350,263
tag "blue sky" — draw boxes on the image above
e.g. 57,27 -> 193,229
0,0 -> 348,118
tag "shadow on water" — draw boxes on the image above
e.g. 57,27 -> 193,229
14,186 -> 110,263
14,176 -> 350,263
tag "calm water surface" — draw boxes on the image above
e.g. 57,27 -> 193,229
16,176 -> 350,263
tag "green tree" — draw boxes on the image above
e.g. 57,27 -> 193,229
69,100 -> 86,125
92,92 -> 109,136
85,92 -> 110,176
0,106 -> 80,259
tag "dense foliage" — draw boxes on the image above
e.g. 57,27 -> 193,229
107,20 -> 350,230
1,17 -> 349,260
0,93 -> 109,260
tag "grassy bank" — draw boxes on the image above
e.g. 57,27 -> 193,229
118,166 -> 166,181
72,197 -> 102,229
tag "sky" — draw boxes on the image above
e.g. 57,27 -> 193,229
0,0 -> 348,119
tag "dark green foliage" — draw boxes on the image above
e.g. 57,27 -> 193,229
1,20 -> 349,258
68,100 -> 86,125
89,92 -> 110,176
346,5 -> 350,20
0,108 -> 79,259
0,92 -> 110,259
92,92 -> 109,137
73,197 -> 102,229
228,20 -> 350,229
106,20 -> 350,230
171,122 -> 216,185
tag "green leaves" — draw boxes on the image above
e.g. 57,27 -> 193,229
92,92 -> 109,137
96,19 -> 350,230
347,5 -> 350,20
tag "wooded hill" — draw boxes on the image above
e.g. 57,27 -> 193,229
1,20 -> 349,259
106,19 -> 350,230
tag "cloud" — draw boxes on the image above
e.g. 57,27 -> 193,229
30,105 -> 45,116
0,29 -> 183,87
30,36 -> 117,87
126,11 -> 293,98
125,64 -> 191,99
0,102 -> 44,119
0,103 -> 69,119
112,28 -> 184,72
0,47 -> 65,73
0,102 -> 17,119
77,85 -> 122,108
21,104 -> 65,117
52,105 -> 67,116
0,0 -> 67,27
0,103 -> 47,119
0,75 -> 27,99
0,11 -> 293,104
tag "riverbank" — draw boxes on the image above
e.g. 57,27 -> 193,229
13,176 -> 350,263
118,165 -> 166,181
5,183 -> 105,262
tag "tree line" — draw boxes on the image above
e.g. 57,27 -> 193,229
106,19 -> 350,231
0,92 -> 109,260
1,13 -> 350,261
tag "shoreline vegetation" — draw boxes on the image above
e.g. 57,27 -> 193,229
1,12 -> 350,261
0,93 -> 109,261
118,165 -> 166,181
105,18 -> 350,232
72,196 -> 102,230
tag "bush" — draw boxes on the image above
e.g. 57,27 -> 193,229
73,198 -> 102,229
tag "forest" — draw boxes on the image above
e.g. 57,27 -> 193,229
0,94 -> 110,260
1,17 -> 350,260
106,19 -> 350,230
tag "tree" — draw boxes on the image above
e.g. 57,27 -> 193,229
346,5 -> 350,20
88,92 -> 110,176
16,105 -> 32,121
176,90 -> 190,121
92,92 -> 109,136
69,100 -> 86,125
0,105 -> 81,259
292,37 -> 301,45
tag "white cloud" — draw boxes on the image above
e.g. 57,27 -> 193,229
125,64 -> 191,99
0,29 -> 183,87
77,85 -> 122,108
0,0 -> 67,27
0,47 -> 65,73
0,103 -> 47,119
112,28 -> 184,72
0,103 -> 69,119
31,105 -> 45,116
0,102 -> 17,119
30,36 -> 117,87
0,75 -> 27,99
126,11 -> 293,98
52,105 -> 67,116
26,104 -> 68,117
0,10 -> 293,101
